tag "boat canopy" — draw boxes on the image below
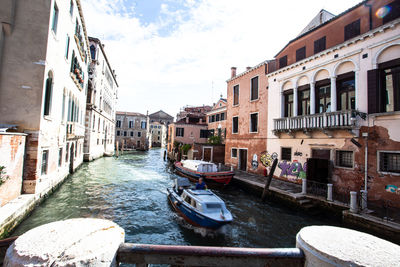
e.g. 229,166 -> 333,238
182,160 -> 218,173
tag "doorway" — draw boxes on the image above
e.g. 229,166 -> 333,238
203,147 -> 213,162
239,149 -> 247,171
69,142 -> 74,174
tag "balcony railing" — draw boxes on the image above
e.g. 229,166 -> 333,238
273,110 -> 358,133
66,122 -> 85,140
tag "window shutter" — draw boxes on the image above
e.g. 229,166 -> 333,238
182,128 -> 184,137
367,69 -> 380,114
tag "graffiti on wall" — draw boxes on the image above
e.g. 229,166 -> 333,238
385,185 -> 400,194
260,151 -> 278,167
278,160 -> 307,180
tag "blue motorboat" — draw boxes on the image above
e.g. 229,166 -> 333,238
167,178 -> 233,229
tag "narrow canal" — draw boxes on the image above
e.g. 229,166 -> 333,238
13,149 -> 341,248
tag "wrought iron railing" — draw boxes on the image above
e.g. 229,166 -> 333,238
274,110 -> 356,132
306,180 -> 327,198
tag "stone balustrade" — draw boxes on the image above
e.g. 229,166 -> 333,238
2,218 -> 399,266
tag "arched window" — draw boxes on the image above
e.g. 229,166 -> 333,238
43,72 -> 53,116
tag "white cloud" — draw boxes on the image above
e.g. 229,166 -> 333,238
81,0 -> 361,118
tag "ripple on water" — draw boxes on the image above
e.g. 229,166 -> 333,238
12,149 -> 341,248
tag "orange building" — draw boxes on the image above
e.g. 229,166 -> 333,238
224,62 -> 271,175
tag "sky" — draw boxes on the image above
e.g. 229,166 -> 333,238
80,0 -> 362,118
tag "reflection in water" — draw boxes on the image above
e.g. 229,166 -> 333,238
13,149 -> 340,248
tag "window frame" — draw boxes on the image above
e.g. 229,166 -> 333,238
281,147 -> 292,161
298,86 -> 311,116
41,150 -> 49,175
335,150 -> 354,169
250,76 -> 259,101
231,148 -> 238,158
296,46 -> 306,62
249,112 -> 258,133
337,74 -> 356,111
344,19 -> 360,41
378,151 -> 400,175
284,90 -> 294,117
314,36 -> 326,54
233,84 -> 239,106
51,2 -> 59,34
176,127 -> 184,137
232,116 -> 239,134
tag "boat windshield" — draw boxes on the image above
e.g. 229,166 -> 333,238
206,203 -> 222,210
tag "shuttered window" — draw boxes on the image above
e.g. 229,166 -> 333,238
382,0 -> 400,25
251,76 -> 259,100
344,19 -> 360,41
296,46 -> 306,62
279,56 -> 287,68
232,117 -> 239,133
314,36 -> 326,54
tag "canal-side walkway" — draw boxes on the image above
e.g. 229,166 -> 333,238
233,170 -> 400,244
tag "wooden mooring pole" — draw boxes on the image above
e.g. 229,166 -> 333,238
261,158 -> 278,201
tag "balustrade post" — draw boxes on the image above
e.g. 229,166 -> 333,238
360,190 -> 367,211
293,86 -> 298,117
310,82 -> 316,115
327,184 -> 333,201
350,191 -> 358,213
302,179 -> 307,195
330,76 -> 337,112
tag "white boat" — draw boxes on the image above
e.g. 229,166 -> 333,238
167,178 -> 233,229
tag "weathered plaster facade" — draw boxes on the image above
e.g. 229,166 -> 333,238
115,112 -> 149,150
0,133 -> 26,206
225,63 -> 270,175
0,0 -> 90,194
149,122 -> 167,148
267,0 -> 400,206
84,37 -> 118,161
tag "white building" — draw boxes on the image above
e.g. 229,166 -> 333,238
84,37 -> 118,161
266,1 -> 400,206
149,122 -> 167,148
0,0 -> 90,193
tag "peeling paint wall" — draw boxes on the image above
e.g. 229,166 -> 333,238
0,133 -> 26,206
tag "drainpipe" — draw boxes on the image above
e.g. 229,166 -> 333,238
364,2 -> 373,31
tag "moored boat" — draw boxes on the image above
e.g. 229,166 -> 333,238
167,178 -> 233,229
174,160 -> 234,185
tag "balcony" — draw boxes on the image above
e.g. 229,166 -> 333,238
273,110 -> 364,137
66,122 -> 85,140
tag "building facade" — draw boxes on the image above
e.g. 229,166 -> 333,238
84,37 -> 118,161
115,112 -> 149,150
206,98 -> 227,143
149,110 -> 174,126
0,0 -> 90,194
225,63 -> 270,175
149,122 -> 167,148
266,0 -> 400,206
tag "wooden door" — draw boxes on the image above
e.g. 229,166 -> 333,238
239,149 -> 247,171
203,147 -> 212,162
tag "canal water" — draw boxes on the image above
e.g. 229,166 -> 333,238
13,149 -> 341,248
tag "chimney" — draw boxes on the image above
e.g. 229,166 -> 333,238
185,117 -> 189,124
231,67 -> 237,78
246,66 -> 252,71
